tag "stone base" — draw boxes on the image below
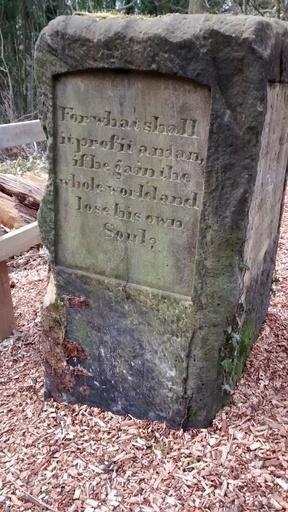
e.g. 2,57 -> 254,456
43,270 -> 217,429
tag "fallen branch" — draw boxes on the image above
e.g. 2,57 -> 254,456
19,490 -> 59,512
0,470 -> 59,512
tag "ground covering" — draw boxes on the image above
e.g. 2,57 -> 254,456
0,193 -> 287,512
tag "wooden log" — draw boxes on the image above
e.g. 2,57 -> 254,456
0,173 -> 45,209
0,261 -> 15,341
0,222 -> 41,262
0,191 -> 37,228
0,192 -> 21,228
0,173 -> 46,229
23,172 -> 48,189
0,120 -> 45,149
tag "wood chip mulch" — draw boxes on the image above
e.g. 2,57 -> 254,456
0,195 -> 287,512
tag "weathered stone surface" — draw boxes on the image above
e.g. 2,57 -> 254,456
55,72 -> 210,296
35,14 -> 288,428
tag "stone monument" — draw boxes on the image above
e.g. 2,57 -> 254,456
35,14 -> 288,428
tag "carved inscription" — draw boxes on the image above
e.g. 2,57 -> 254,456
55,72 -> 211,295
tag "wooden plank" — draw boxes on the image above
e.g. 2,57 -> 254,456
0,261 -> 15,341
0,120 -> 45,149
0,222 -> 41,262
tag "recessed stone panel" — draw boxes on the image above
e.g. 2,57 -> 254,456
54,72 -> 210,296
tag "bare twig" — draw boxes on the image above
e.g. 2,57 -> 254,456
115,0 -> 138,10
0,469 -> 59,512
249,0 -> 265,15
19,490 -> 59,512
0,28 -> 15,121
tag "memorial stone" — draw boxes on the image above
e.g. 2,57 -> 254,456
35,14 -> 288,428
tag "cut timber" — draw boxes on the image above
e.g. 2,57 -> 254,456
0,192 -> 22,228
0,261 -> 15,341
0,222 -> 41,262
0,120 -> 45,149
0,192 -> 37,228
0,174 -> 45,209
0,174 -> 46,229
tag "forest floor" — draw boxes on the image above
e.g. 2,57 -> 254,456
0,186 -> 287,511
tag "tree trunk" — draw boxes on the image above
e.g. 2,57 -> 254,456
188,0 -> 208,13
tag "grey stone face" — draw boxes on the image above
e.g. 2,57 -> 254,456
55,72 -> 210,296
36,14 -> 288,428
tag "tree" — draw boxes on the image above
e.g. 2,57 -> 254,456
188,0 -> 208,13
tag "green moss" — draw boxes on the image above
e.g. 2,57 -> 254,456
125,287 -> 195,340
234,320 -> 254,379
73,11 -> 153,19
201,232 -> 245,315
221,358 -> 234,374
188,405 -> 198,419
221,320 -> 255,391
134,293 -> 195,378
126,284 -> 194,384
38,178 -> 55,260
90,275 -> 195,339
71,317 -> 90,343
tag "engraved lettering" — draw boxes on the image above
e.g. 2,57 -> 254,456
59,133 -> 134,155
59,106 -> 198,139
55,73 -> 210,295
59,176 -> 199,210
114,203 -> 141,222
103,223 -> 148,246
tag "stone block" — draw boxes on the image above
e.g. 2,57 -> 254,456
35,14 -> 288,428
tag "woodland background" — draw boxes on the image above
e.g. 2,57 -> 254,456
0,0 -> 287,126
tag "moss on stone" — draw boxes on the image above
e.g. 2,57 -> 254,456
71,317 -> 91,344
235,320 -> 255,379
73,11 -> 153,19
38,178 -> 55,261
221,319 -> 255,391
125,286 -> 195,340
188,405 -> 198,419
